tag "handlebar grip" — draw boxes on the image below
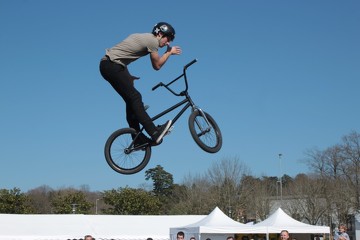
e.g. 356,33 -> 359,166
152,82 -> 163,91
184,59 -> 197,69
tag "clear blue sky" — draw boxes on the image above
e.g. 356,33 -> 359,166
1,1 -> 359,192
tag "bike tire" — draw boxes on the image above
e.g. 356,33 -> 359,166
188,110 -> 222,153
104,128 -> 151,175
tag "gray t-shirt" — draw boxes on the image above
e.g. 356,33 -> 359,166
105,33 -> 159,66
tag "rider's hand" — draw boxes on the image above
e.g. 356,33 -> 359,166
167,45 -> 182,55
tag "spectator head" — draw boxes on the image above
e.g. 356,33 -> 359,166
177,232 -> 185,240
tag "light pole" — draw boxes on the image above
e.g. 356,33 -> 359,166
95,199 -> 99,214
278,153 -> 283,206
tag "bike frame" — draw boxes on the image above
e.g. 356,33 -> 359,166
133,59 -> 211,145
151,95 -> 195,126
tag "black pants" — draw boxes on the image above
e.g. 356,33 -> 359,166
99,57 -> 156,135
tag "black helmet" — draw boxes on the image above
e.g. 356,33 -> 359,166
152,22 -> 175,41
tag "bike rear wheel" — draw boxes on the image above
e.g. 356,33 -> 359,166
188,110 -> 222,153
104,128 -> 151,174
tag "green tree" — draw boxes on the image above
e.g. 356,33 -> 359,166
102,187 -> 161,215
145,165 -> 174,198
50,189 -> 92,214
0,188 -> 34,213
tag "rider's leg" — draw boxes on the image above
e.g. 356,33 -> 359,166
100,60 -> 156,133
126,104 -> 141,132
125,81 -> 172,144
100,59 -> 171,143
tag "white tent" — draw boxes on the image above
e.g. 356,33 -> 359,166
254,208 -> 330,240
170,207 -> 265,240
170,207 -> 330,240
0,214 -> 205,240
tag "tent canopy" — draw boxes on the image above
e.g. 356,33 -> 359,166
254,208 -> 330,234
170,207 -> 265,236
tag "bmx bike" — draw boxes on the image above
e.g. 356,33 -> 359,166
104,59 -> 222,174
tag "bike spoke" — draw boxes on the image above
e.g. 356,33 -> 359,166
111,135 -> 143,170
194,116 -> 217,148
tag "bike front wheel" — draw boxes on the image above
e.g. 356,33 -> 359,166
188,110 -> 222,153
104,128 -> 151,175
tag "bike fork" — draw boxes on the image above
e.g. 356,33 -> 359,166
193,107 -> 212,135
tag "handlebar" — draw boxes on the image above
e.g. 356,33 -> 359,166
184,59 -> 197,70
151,82 -> 163,91
152,59 -> 197,95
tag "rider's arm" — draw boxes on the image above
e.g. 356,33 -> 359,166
150,46 -> 181,70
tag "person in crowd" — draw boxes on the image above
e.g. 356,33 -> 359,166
190,237 -> 196,240
280,230 -> 290,240
227,236 -> 235,240
334,224 -> 350,240
177,231 -> 185,240
84,235 -> 94,240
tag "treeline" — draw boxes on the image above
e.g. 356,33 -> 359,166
1,131 -> 359,229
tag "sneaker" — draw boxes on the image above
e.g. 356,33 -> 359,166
152,120 -> 172,144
